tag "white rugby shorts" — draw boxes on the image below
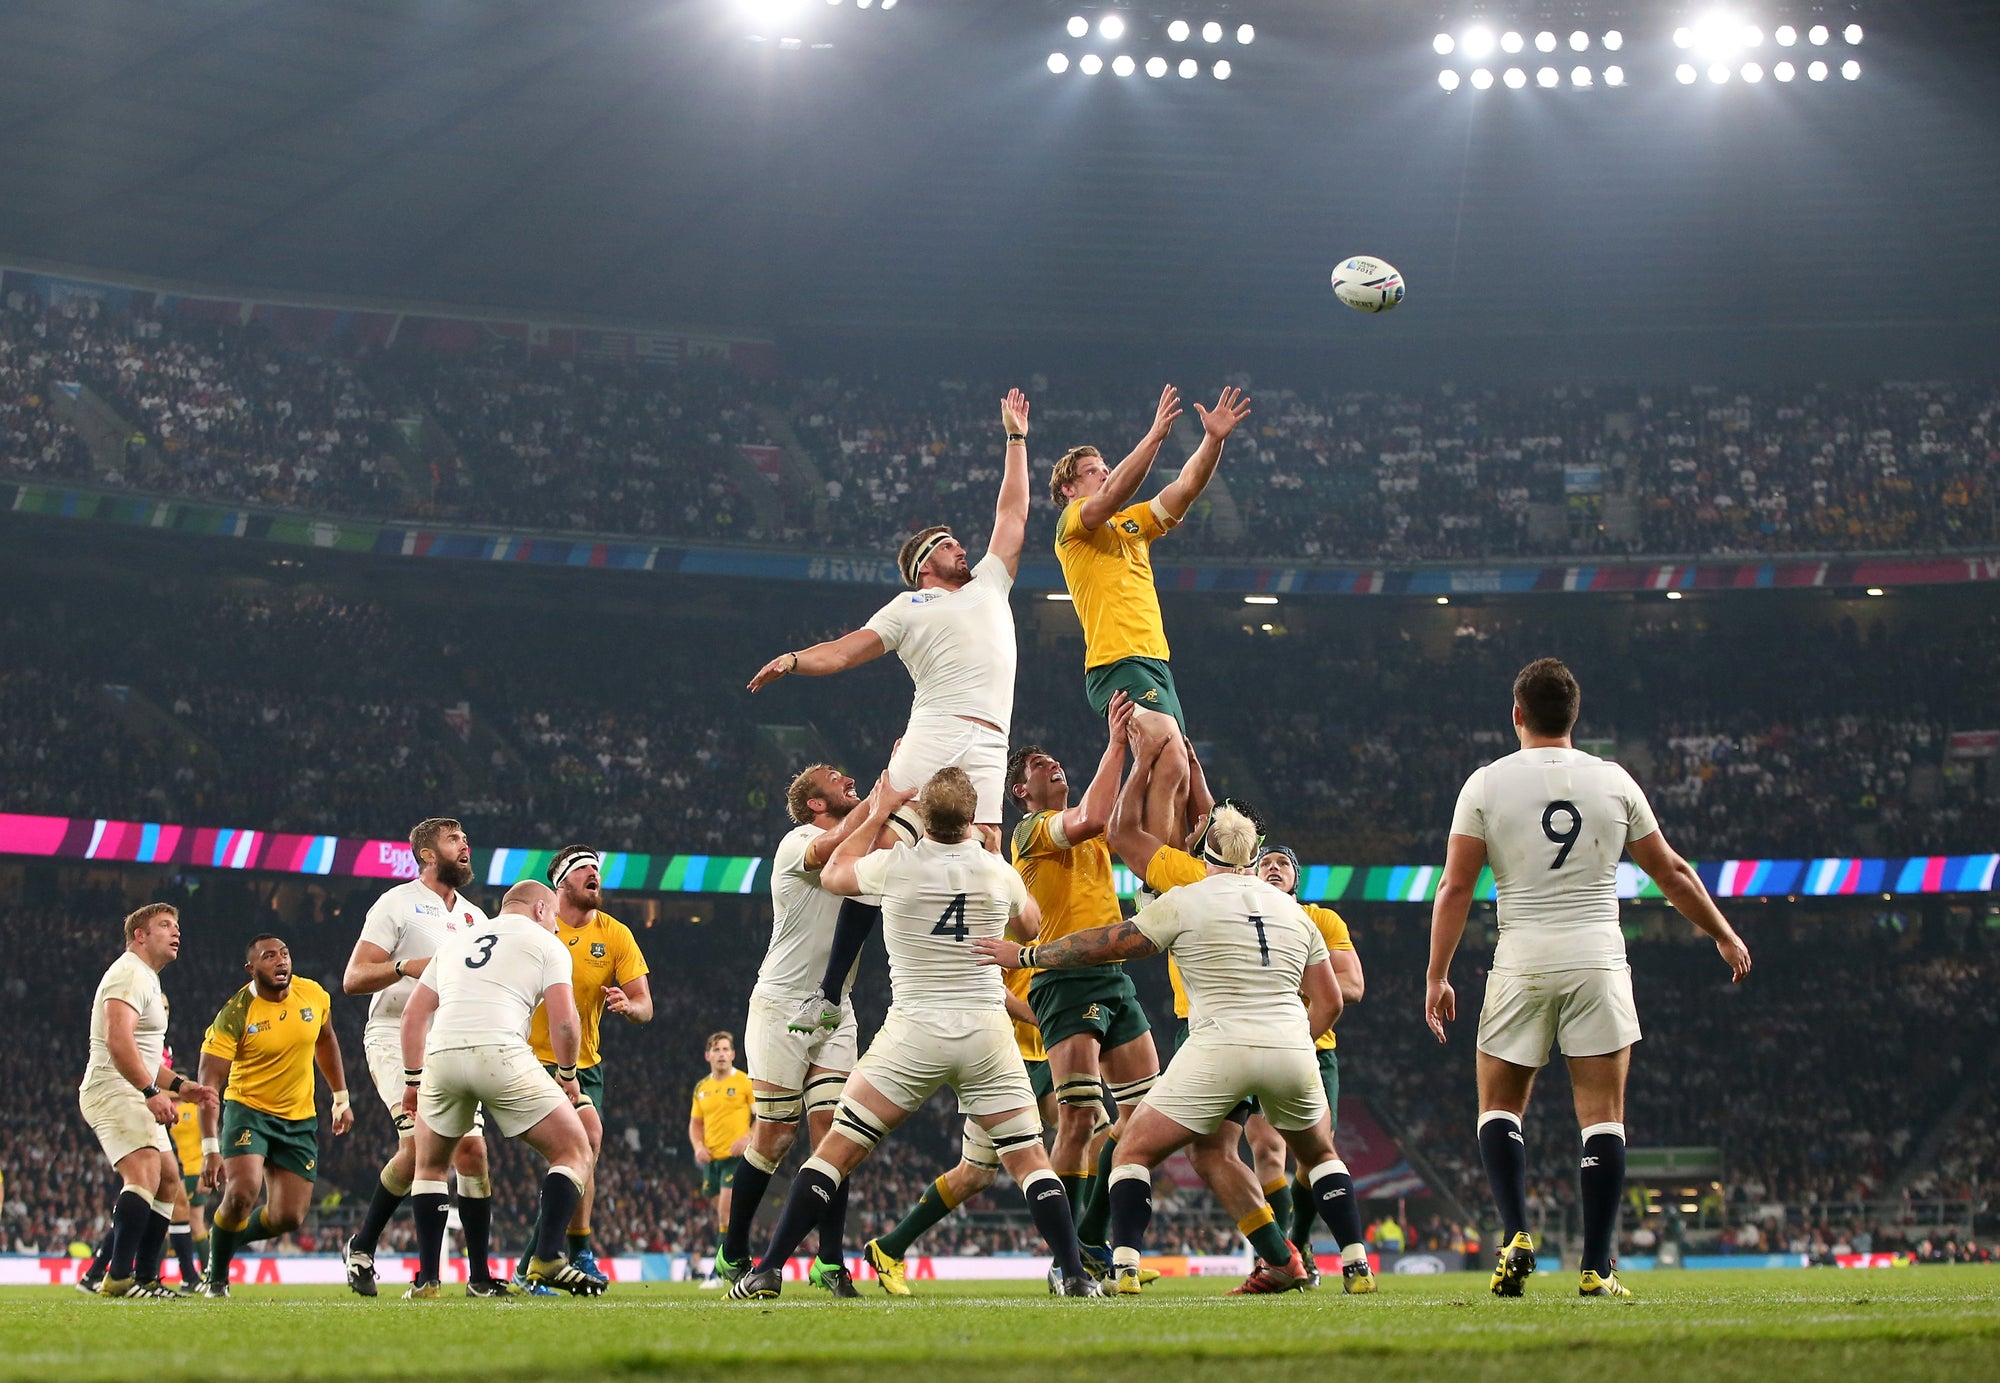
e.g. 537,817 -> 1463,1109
850,1006 -> 1036,1117
368,1027 -> 483,1135
886,712 -> 1008,824
1146,1035 -> 1327,1135
744,989 -> 859,1094
1476,965 -> 1642,1069
79,1079 -> 173,1167
419,1044 -> 566,1140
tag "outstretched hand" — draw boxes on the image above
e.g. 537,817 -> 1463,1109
1147,384 -> 1183,441
1425,977 -> 1456,1044
1194,386 -> 1252,441
1001,388 -> 1031,437
748,653 -> 794,693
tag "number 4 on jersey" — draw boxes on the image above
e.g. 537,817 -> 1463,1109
931,894 -> 969,942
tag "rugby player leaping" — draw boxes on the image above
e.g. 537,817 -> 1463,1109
750,389 -> 1033,850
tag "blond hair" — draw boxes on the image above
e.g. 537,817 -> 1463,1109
124,902 -> 178,943
1203,805 -> 1260,869
1049,445 -> 1101,506
786,764 -> 841,824
920,767 -> 979,843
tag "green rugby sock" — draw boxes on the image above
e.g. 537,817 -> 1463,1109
1264,1177 -> 1295,1244
1289,1172 -> 1318,1248
1076,1136 -> 1117,1246
1239,1207 -> 1291,1265
207,1221 -> 244,1281
567,1230 -> 591,1258
875,1176 -> 958,1260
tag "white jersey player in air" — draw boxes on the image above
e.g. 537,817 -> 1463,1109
727,768 -> 1102,1300
977,805 -> 1365,1297
339,817 -> 499,1296
398,879 -> 601,1299
747,389 -> 1034,845
712,762 -> 903,1296
1426,657 -> 1752,1301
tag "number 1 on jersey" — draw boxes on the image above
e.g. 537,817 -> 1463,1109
1247,914 -> 1270,966
931,894 -> 969,942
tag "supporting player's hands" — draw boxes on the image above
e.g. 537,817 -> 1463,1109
1424,976 -> 1456,1044
748,653 -> 795,693
1001,388 -> 1030,438
1105,690 -> 1135,750
145,1089 -> 177,1126
970,936 -> 1025,970
1194,386 -> 1252,441
1146,384 -> 1183,441
401,1083 -> 420,1122
1715,930 -> 1753,983
200,1152 -> 224,1194
867,769 -> 920,817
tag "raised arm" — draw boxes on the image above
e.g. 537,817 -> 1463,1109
822,773 -> 916,896
1057,693 -> 1133,846
1077,385 -> 1182,530
1182,742 -> 1216,850
802,793 -> 880,871
749,627 -> 887,694
1155,387 -> 1251,524
1106,721 -> 1169,877
973,918 -> 1159,971
988,389 -> 1032,577
1627,830 -> 1752,982
1424,833 -> 1486,1043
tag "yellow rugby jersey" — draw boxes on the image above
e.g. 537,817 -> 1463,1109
690,1068 -> 754,1159
531,910 -> 649,1070
1005,964 -> 1046,1062
1012,811 -> 1124,947
170,1101 -> 205,1176
1055,497 -> 1174,669
201,977 -> 331,1121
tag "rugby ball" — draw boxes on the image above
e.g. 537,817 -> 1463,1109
1331,255 -> 1405,313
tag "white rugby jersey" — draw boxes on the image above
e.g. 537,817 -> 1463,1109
758,824 -> 865,1000
1449,746 -> 1660,975
862,551 -> 1018,734
850,837 -> 1027,1011
358,878 -> 491,1037
1132,873 -> 1327,1049
418,913 -> 573,1053
83,951 -> 169,1088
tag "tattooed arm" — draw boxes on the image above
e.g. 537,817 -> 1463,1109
972,918 -> 1159,971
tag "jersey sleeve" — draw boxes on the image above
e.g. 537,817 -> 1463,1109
1056,498 -> 1087,547
775,829 -> 814,880
850,850 -> 893,900
201,989 -> 251,1062
1307,904 -> 1354,952
689,1085 -> 704,1120
1129,890 -> 1183,952
100,960 -> 154,1014
1012,811 -> 1065,861
543,932 -> 576,990
1295,903 -> 1332,966
1619,767 -> 1662,843
1121,500 -> 1169,543
610,922 -> 650,984
974,551 -> 1014,593
862,596 -> 907,652
997,861 -> 1030,917
1448,768 -> 1487,840
1144,844 -> 1206,894
358,894 -> 403,953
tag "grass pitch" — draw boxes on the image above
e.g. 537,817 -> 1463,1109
3,1267 -> 1997,1383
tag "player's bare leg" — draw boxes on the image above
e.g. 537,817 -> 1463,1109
1044,1031 -> 1106,1215
1273,1114 -> 1374,1293
1242,1112 -> 1300,1267
1130,709 -> 1189,846
1476,1051 -> 1541,1295
1567,1048 -> 1633,1296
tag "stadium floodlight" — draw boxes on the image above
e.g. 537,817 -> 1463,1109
1569,30 -> 1589,51
1808,58 -> 1827,79
1709,61 -> 1729,82
1048,52 -> 1071,72
1503,66 -> 1526,87
1743,25 -> 1763,47
1773,60 -> 1795,80
1436,595 -> 1451,605
1243,595 -> 1279,605
855,0 -> 871,8
1202,20 -> 1223,42
1666,590 -> 1684,600
1845,24 -> 1863,45
1866,587 -> 1886,596
1212,58 -> 1231,78
1111,53 -> 1135,75
1433,33 -> 1454,55
1571,64 -> 1592,85
1168,19 -> 1190,41
1775,24 -> 1797,46
1676,62 -> 1697,83
1099,13 -> 1125,39
1604,64 -> 1624,85
1808,24 -> 1828,45
1537,66 -> 1559,86
879,0 -> 896,9
1237,23 -> 1254,43
1536,30 -> 1557,52
1673,26 -> 1692,48
1842,58 -> 1860,79
1470,66 -> 1493,88
1439,68 -> 1461,91
1045,592 -> 1073,602
1602,30 -> 1623,51
1145,54 -> 1168,76
1501,30 -> 1523,53
1067,15 -> 1088,38
1741,61 -> 1763,81
1180,57 -> 1198,76
1462,26 -> 1495,58
1079,52 -> 1103,73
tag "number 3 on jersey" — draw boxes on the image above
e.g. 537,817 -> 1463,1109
931,894 -> 969,942
1542,800 -> 1582,869
465,934 -> 499,969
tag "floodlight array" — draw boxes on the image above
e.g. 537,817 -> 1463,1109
1434,22 -> 1629,90
1049,10 -> 1253,80
1435,11 -> 1868,91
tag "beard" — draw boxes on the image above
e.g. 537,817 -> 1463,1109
435,856 -> 474,890
824,794 -> 860,819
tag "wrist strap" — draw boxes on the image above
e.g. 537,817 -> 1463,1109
393,958 -> 405,979
1019,945 -> 1038,969
404,1068 -> 423,1087
785,652 -> 800,673
167,1074 -> 186,1094
1006,432 -> 1026,442
200,1137 -> 220,1156
556,1064 -> 579,1082
141,1084 -> 161,1100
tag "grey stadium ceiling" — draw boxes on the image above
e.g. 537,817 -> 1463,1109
1,0 -> 1997,366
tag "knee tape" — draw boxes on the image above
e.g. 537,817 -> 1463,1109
744,1146 -> 780,1175
412,1179 -> 451,1199
392,1108 -> 416,1136
1308,1159 -> 1348,1184
1091,1103 -> 1114,1138
804,1073 -> 846,1117
1108,1163 -> 1152,1189
1056,1077 -> 1102,1110
753,1089 -> 803,1126
380,1164 -> 414,1197
982,1108 -> 1044,1159
457,1174 -> 491,1200
1107,1074 -> 1156,1108
548,1164 -> 586,1192
830,1100 -> 890,1153
960,1118 -> 1002,1173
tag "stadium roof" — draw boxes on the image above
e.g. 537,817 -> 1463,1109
2,0 -> 1997,364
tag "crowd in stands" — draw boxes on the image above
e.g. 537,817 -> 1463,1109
5,290 -> 1997,562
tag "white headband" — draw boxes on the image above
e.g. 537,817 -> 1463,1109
552,851 -> 601,888
902,531 -> 953,586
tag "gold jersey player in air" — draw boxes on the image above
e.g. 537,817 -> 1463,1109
1051,383 -> 1251,847
197,934 -> 352,1297
512,844 -> 652,1292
